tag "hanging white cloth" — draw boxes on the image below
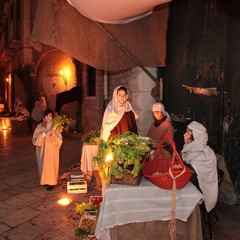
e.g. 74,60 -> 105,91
67,0 -> 171,24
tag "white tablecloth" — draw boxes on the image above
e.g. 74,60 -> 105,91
80,144 -> 99,173
95,178 -> 203,240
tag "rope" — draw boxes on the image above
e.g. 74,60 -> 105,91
168,166 -> 186,240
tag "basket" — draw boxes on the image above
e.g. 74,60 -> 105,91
143,134 -> 194,190
111,170 -> 143,186
111,154 -> 149,186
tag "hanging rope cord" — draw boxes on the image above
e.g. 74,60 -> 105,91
94,21 -> 159,86
168,164 -> 186,240
157,134 -> 187,240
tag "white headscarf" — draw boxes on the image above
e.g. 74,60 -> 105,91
152,102 -> 167,115
181,121 -> 218,212
151,102 -> 171,121
100,86 -> 138,141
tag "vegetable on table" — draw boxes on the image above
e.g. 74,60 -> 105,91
93,132 -> 154,184
81,128 -> 101,145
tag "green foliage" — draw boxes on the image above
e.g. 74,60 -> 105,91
75,201 -> 99,239
93,132 -> 154,184
75,202 -> 98,215
81,128 -> 101,144
75,227 -> 89,238
51,115 -> 71,132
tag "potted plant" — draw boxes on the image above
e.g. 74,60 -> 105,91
93,132 -> 154,185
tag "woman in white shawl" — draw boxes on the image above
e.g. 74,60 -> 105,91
100,86 -> 138,141
181,121 -> 218,212
32,109 -> 62,191
100,86 -> 138,196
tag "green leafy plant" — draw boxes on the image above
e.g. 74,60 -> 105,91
75,202 -> 98,216
51,115 -> 71,132
81,128 -> 101,144
75,227 -> 89,239
93,132 -> 154,184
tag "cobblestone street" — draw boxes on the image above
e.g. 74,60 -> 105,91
0,130 -> 100,240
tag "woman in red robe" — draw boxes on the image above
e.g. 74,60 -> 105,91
100,86 -> 138,141
100,86 -> 138,195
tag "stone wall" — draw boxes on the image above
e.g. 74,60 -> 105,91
81,66 -> 104,133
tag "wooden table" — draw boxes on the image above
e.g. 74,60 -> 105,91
95,178 -> 203,240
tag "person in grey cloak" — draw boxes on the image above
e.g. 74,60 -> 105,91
32,109 -> 62,191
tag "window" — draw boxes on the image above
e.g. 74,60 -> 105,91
86,65 -> 96,97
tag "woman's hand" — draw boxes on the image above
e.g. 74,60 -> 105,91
46,130 -> 54,136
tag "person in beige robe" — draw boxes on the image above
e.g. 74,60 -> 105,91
32,109 -> 62,191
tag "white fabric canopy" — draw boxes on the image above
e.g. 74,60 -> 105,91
67,0 -> 171,24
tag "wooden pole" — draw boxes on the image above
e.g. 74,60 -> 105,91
94,22 -> 159,86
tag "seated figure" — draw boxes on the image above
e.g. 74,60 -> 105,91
181,121 -> 218,212
18,104 -> 30,118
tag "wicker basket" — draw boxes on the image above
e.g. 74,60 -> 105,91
143,134 -> 194,190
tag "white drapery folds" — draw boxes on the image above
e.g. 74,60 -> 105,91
67,0 -> 171,24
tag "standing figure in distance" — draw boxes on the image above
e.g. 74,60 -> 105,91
100,85 -> 138,141
181,121 -> 218,212
40,96 -> 47,112
31,101 -> 44,123
13,98 -> 22,115
32,109 -> 63,191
